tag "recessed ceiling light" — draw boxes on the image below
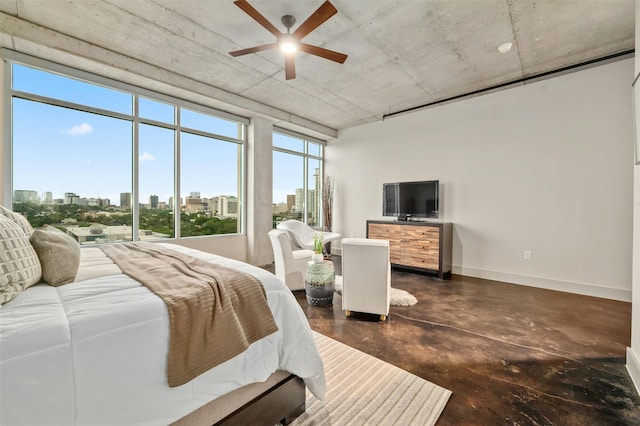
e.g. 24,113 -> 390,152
498,42 -> 513,53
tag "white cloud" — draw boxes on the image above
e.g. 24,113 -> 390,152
139,152 -> 156,163
63,123 -> 94,136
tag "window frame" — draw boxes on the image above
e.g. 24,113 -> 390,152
3,49 -> 248,241
272,127 -> 325,228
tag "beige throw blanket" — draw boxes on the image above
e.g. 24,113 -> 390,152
101,242 -> 278,387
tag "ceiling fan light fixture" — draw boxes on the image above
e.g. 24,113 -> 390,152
278,34 -> 299,54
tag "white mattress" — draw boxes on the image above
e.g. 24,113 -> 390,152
0,243 -> 325,425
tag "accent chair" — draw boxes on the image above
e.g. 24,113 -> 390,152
341,237 -> 391,321
268,229 -> 314,291
276,219 -> 341,255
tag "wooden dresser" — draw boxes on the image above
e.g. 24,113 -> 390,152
366,220 -> 452,279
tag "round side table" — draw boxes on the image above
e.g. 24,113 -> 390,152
305,260 -> 335,306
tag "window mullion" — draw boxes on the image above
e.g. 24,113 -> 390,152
303,148 -> 308,225
132,96 -> 140,241
175,108 -> 181,239
12,91 -> 133,122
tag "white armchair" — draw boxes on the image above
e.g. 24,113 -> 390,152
268,229 -> 314,291
276,220 -> 341,255
341,238 -> 391,321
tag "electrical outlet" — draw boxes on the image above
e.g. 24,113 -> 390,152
523,250 -> 532,260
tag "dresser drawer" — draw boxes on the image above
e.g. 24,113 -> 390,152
401,252 -> 439,270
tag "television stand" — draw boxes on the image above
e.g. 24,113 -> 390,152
366,220 -> 452,279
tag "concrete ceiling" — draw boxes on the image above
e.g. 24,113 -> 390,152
0,0 -> 635,136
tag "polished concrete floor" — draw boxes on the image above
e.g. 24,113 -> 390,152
283,259 -> 640,425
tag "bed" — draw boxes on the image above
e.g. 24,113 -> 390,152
0,240 -> 326,425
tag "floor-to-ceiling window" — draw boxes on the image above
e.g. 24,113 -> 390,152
272,128 -> 324,228
4,52 -> 246,244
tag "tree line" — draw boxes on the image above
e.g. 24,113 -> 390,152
12,203 -> 238,237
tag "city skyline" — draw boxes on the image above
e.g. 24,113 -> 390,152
14,188 -> 239,207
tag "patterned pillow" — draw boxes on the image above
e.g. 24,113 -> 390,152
0,215 -> 42,304
0,205 -> 34,237
30,225 -> 81,286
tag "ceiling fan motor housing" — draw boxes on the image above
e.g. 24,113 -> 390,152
281,15 -> 296,31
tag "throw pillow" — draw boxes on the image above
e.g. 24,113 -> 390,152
0,215 -> 42,304
0,205 -> 34,237
30,225 -> 81,286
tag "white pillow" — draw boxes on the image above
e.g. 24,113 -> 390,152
0,205 -> 34,237
0,215 -> 42,304
30,225 -> 81,286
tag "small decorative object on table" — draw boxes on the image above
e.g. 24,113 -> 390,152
312,232 -> 324,263
305,259 -> 335,306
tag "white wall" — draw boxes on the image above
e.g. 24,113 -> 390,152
327,58 -> 634,302
626,0 -> 640,397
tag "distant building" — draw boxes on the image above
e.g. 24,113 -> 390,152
120,192 -> 131,208
14,189 -> 39,204
43,192 -> 53,204
189,192 -> 201,198
287,194 -> 295,211
64,192 -> 80,205
295,188 -> 304,213
85,198 -> 100,207
308,189 -> 318,225
184,197 -> 205,214
273,202 -> 289,214
149,195 -> 159,208
217,195 -> 238,218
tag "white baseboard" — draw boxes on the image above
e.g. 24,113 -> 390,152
451,265 -> 631,302
326,256 -> 630,301
627,347 -> 640,396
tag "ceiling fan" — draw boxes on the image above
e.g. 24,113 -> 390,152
229,0 -> 348,80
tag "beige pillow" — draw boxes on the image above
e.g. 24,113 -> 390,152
0,205 -> 34,237
30,225 -> 81,286
0,215 -> 42,304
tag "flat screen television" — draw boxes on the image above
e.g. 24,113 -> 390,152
383,180 -> 439,220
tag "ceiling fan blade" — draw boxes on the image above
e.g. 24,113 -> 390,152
299,43 -> 347,64
293,1 -> 337,40
229,43 -> 277,57
284,55 -> 296,80
234,0 -> 282,37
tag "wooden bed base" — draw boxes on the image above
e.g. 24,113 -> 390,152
171,371 -> 306,426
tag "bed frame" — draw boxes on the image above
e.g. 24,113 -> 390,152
171,371 -> 305,425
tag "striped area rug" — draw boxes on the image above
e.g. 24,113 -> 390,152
292,333 -> 451,426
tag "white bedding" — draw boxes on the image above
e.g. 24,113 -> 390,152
0,243 -> 325,425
